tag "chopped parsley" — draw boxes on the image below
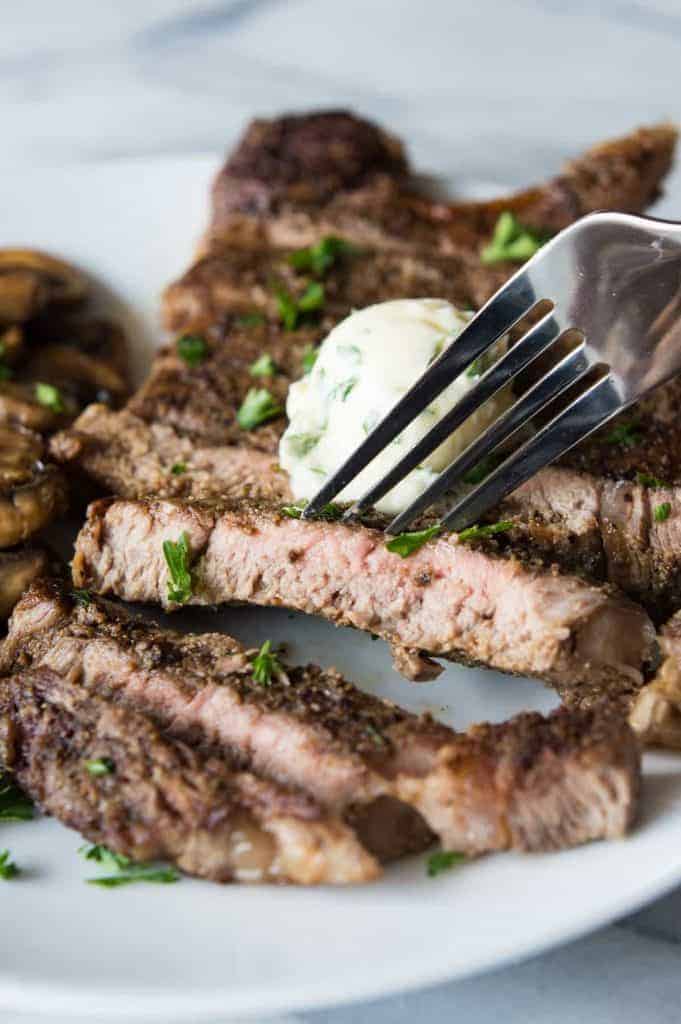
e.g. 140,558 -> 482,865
386,525 -> 442,557
329,377 -> 358,402
457,520 -> 514,543
275,282 -> 325,330
0,849 -> 19,881
654,502 -> 672,523
426,850 -> 466,877
301,344 -> 319,374
162,531 -> 193,604
236,387 -> 283,430
481,211 -> 547,265
280,500 -> 344,521
251,640 -> 283,686
250,352 -> 278,378
605,421 -> 642,448
80,844 -> 179,888
0,774 -> 33,822
337,343 -> 362,364
463,454 -> 501,486
72,588 -> 92,607
176,333 -> 207,367
171,462 -> 187,476
635,471 -> 665,488
35,381 -> 64,413
286,431 -> 322,456
288,236 -> 355,276
364,724 -> 386,748
236,311 -> 266,328
85,758 -> 115,777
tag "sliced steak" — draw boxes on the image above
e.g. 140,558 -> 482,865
3,580 -> 641,852
209,113 -> 677,259
0,666 -> 380,884
161,243 -> 493,336
501,380 -> 681,619
71,498 -> 655,704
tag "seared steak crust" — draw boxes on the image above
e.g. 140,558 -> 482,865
71,497 -> 656,704
0,666 -> 380,884
209,114 -> 677,260
3,580 -> 641,853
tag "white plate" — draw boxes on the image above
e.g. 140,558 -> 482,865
3,156 -> 681,1022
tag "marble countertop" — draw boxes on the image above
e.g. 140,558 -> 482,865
3,2 -> 681,1021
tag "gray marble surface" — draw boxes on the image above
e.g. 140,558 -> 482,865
2,1 -> 681,1021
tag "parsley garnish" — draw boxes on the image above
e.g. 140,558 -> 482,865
162,531 -> 193,604
35,382 -> 64,413
85,758 -> 115,777
250,353 -> 278,378
636,471 -> 666,488
80,844 -> 179,887
605,421 -> 641,448
288,236 -> 355,276
72,588 -> 92,607
0,774 -> 33,822
386,525 -> 442,557
286,432 -> 322,456
654,502 -> 672,523
176,334 -> 207,367
426,850 -> 466,877
236,387 -> 283,430
236,311 -> 266,328
171,462 -> 187,476
463,455 -> 501,485
329,377 -> 358,402
275,282 -> 325,330
301,345 -> 319,374
280,500 -> 344,521
0,849 -> 19,881
481,211 -> 547,265
251,640 -> 283,686
457,520 -> 514,543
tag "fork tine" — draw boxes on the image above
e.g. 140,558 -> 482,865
387,343 -> 590,534
348,309 -> 562,516
302,268 -> 537,517
441,374 -> 623,532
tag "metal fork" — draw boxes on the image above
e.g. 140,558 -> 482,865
303,211 -> 681,534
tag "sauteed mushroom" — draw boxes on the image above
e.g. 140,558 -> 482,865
0,547 -> 49,620
0,424 -> 67,547
24,316 -> 129,408
0,325 -> 24,365
0,379 -> 76,431
0,249 -> 88,324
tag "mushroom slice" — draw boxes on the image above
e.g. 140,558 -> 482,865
0,424 -> 68,548
24,316 -> 130,408
0,379 -> 76,432
0,249 -> 88,323
0,547 -> 49,620
0,325 -> 24,366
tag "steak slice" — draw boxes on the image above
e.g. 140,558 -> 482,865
71,497 -> 656,704
0,666 -> 380,884
501,380 -> 681,619
209,112 -> 677,259
3,580 -> 641,852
